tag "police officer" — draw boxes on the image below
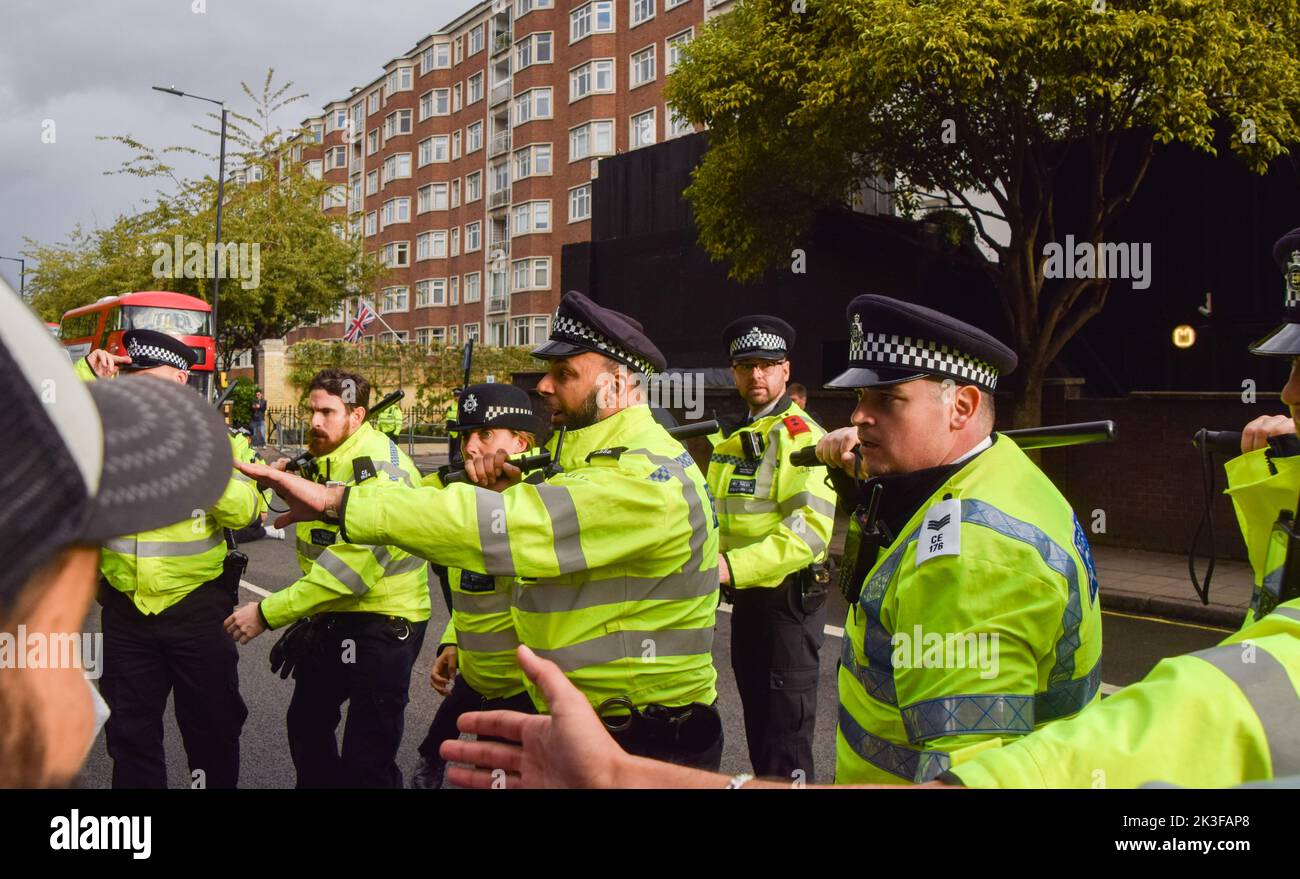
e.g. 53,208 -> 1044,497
372,387 -> 403,443
1225,227 -> 1300,625
707,316 -> 836,780
814,295 -> 1104,784
82,329 -> 264,789
223,369 -> 430,788
410,382 -> 542,789
244,292 -> 725,770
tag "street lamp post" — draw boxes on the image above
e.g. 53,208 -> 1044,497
152,85 -> 228,382
0,256 -> 24,299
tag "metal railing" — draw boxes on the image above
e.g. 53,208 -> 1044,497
488,186 -> 511,209
488,130 -> 512,157
493,31 -> 512,55
490,81 -> 511,107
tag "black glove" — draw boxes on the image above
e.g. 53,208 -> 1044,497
269,618 -> 316,680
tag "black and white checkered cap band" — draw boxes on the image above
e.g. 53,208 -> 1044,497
729,329 -> 787,357
127,340 -> 190,371
1285,250 -> 1300,308
551,312 -> 658,375
851,332 -> 1000,390
483,405 -> 533,422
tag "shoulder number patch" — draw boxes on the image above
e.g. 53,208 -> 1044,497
783,415 -> 810,438
916,498 -> 961,567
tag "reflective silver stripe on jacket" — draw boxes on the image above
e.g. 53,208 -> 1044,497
514,568 -> 718,614
475,489 -> 517,576
535,483 -> 587,573
1191,642 -> 1300,776
533,626 -> 714,672
457,628 -> 522,653
838,702 -> 949,783
452,590 -> 513,616
103,532 -> 224,558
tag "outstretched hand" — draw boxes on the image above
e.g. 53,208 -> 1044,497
439,645 -> 629,789
234,460 -> 341,529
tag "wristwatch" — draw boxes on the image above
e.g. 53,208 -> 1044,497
323,481 -> 345,522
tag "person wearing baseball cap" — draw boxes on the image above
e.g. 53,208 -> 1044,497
77,326 -> 265,788
0,277 -> 232,787
410,382 -> 543,789
706,314 -> 837,780
239,290 -> 728,771
813,294 -> 1102,785
1225,227 -> 1300,626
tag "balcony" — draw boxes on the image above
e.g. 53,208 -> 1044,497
489,130 -> 512,158
488,186 -> 511,209
490,81 -> 511,107
493,31 -> 511,56
487,294 -> 509,314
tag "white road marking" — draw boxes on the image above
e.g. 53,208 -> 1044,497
240,579 -> 272,598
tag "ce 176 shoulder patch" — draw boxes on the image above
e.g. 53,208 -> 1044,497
352,456 -> 377,484
783,415 -> 811,438
916,497 -> 961,568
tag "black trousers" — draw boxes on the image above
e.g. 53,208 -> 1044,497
98,579 -> 248,789
417,672 -> 535,763
730,575 -> 826,780
607,702 -> 725,772
286,613 -> 427,789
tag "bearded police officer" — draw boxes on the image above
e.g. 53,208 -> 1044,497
80,329 -> 264,789
223,369 -> 430,788
809,295 -> 1104,783
242,292 -> 725,770
1225,227 -> 1300,626
410,382 -> 542,789
707,316 -> 836,780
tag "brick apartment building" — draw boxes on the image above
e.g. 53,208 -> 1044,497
281,0 -> 734,353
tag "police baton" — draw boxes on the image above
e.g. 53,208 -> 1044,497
440,418 -> 719,485
366,388 -> 405,421
788,419 -> 1118,467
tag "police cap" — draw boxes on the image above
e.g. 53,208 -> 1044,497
722,315 -> 795,363
825,294 -> 1017,393
532,290 -> 667,375
452,382 -> 543,435
1249,226 -> 1300,357
122,329 -> 199,371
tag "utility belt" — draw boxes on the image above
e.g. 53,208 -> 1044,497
596,697 -> 722,753
269,611 -> 417,680
723,563 -> 831,614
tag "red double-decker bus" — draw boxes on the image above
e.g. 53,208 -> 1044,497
61,291 -> 215,396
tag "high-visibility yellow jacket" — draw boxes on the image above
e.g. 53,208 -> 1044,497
259,422 -> 430,629
948,599 -> 1300,788
100,434 -> 264,615
77,353 -> 266,614
421,470 -> 525,701
375,402 -> 402,434
836,435 -> 1104,784
341,404 -> 720,713
1225,446 -> 1300,627
706,399 -> 837,588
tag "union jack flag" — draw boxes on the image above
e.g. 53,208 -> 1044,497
344,300 -> 376,343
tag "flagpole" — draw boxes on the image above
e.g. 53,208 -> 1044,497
362,296 -> 406,342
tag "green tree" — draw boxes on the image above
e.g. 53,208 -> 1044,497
26,70 -> 384,369
666,0 -> 1300,425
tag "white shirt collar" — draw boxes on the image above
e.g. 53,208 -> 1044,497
949,435 -> 993,466
747,398 -> 781,422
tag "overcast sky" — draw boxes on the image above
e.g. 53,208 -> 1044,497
0,0 -> 469,291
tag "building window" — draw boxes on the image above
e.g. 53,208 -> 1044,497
515,32 -> 553,70
466,221 -> 482,252
464,323 -> 480,343
516,0 -> 554,16
365,169 -> 378,196
382,153 -> 412,183
571,1 -> 614,42
513,143 -> 553,179
570,59 -> 615,102
308,122 -> 323,143
382,197 -> 411,227
323,185 -> 347,210
367,129 -> 379,155
326,146 -> 347,169
450,276 -> 460,305
380,286 -> 410,313
416,326 -> 447,348
466,171 -> 482,202
305,160 -> 323,180
630,0 -> 654,27
418,230 -> 447,259
469,24 -> 485,55
667,103 -> 693,138
665,0 -> 688,7
630,45 -> 656,88
421,43 -> 451,73
569,184 -> 592,221
468,72 -> 484,104
452,130 -> 463,161
467,121 -> 484,153
386,66 -> 413,96
666,28 -> 693,72
365,212 -> 377,237
455,36 -> 463,64
417,182 -> 448,213
464,272 -> 481,303
451,227 -> 460,257
513,257 -> 551,290
512,200 -> 551,235
569,120 -> 614,161
512,315 -> 551,346
630,108 -> 656,149
368,91 -> 380,114
384,109 -> 413,139
453,82 -> 462,112
416,278 -> 447,307
448,324 -> 459,345
513,87 -> 553,127
451,178 -> 461,208
383,242 -> 410,268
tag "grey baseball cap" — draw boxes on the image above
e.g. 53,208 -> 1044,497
0,277 -> 232,608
